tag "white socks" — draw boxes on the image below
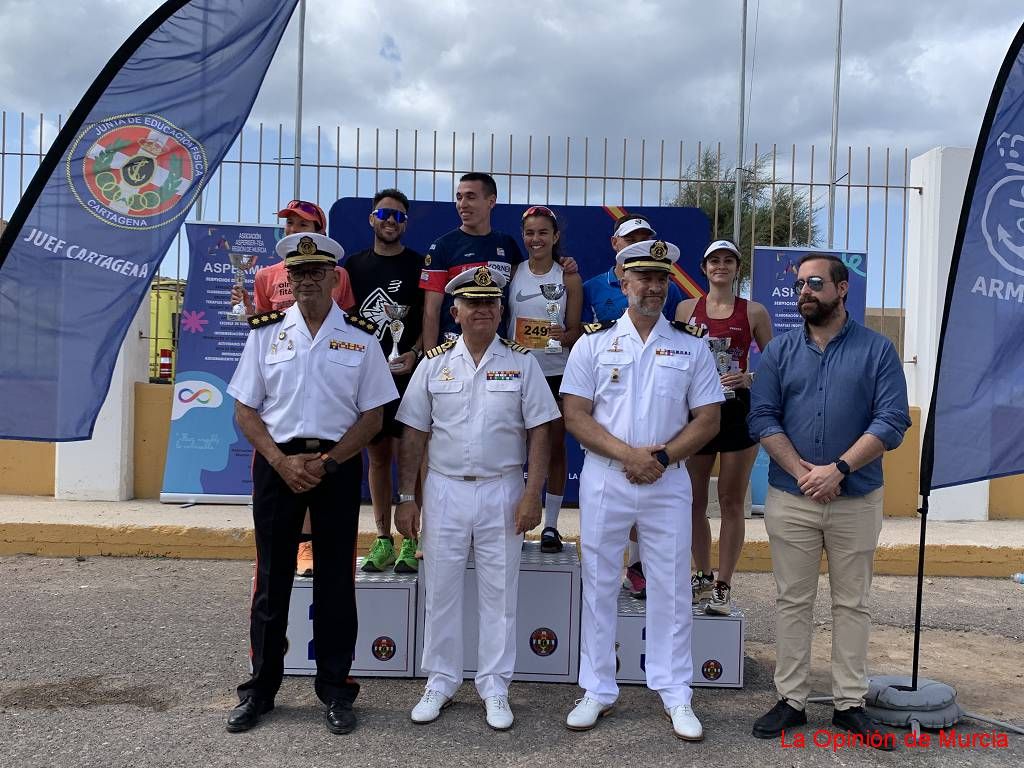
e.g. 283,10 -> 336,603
544,493 -> 563,529
627,539 -> 640,566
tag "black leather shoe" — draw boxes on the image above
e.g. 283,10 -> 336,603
752,699 -> 807,739
226,696 -> 273,733
832,707 -> 896,751
326,700 -> 356,734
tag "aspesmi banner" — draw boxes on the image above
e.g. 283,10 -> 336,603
751,246 -> 869,336
160,222 -> 278,503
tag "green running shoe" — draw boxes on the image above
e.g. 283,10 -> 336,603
394,537 -> 419,573
361,536 -> 396,572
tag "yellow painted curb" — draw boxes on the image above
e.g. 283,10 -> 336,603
1,524 -> 1021,577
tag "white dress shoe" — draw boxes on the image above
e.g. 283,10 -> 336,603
483,695 -> 514,730
665,704 -> 704,741
566,697 -> 614,731
410,689 -> 451,724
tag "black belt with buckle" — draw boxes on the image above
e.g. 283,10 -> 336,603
277,437 -> 337,455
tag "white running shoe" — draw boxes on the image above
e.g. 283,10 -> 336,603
483,695 -> 514,730
665,703 -> 704,741
410,689 -> 451,724
566,697 -> 614,731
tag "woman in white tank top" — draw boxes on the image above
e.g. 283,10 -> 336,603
508,205 -> 582,553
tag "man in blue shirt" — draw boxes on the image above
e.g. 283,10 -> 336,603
747,253 -> 910,748
582,214 -> 684,323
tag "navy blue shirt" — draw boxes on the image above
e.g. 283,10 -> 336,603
582,267 -> 684,323
748,314 -> 911,497
420,228 -> 524,338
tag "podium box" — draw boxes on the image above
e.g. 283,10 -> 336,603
614,592 -> 744,688
414,541 -> 582,683
282,561 -> 418,677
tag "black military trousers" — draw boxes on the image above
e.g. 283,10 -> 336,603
238,441 -> 361,706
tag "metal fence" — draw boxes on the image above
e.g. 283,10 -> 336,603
0,113 -> 919,377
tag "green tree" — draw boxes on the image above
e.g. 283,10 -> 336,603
666,148 -> 820,282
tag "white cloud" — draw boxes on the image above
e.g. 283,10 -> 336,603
0,0 -> 1021,164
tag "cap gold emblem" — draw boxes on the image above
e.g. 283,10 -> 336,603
474,268 -> 493,287
297,236 -> 317,256
651,241 -> 669,260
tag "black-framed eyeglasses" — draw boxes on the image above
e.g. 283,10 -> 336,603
287,266 -> 330,283
793,276 -> 833,293
371,207 -> 408,224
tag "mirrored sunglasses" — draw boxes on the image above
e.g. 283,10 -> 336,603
371,208 -> 408,223
793,276 -> 833,293
522,205 -> 556,220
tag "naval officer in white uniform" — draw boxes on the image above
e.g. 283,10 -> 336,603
560,239 -> 724,741
226,232 -> 398,735
395,265 -> 560,731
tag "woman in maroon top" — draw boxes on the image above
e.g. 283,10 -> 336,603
675,240 -> 772,616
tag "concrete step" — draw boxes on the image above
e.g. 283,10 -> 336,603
0,494 -> 1021,577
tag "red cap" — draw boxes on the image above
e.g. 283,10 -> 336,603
277,199 -> 326,231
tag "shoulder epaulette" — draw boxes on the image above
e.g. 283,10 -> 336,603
425,340 -> 456,359
500,337 -> 530,354
583,319 -> 616,335
670,320 -> 707,338
247,310 -> 286,328
345,314 -> 377,334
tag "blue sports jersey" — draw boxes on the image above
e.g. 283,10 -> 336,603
582,267 -> 685,323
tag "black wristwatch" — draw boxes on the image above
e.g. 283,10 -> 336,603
655,449 -> 671,468
320,453 -> 339,475
835,458 -> 851,476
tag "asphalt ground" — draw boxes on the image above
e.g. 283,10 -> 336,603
0,555 -> 1021,768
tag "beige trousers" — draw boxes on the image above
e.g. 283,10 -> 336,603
764,485 -> 884,711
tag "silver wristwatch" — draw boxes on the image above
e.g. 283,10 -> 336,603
397,493 -> 416,504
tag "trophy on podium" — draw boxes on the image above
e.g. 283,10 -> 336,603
708,337 -> 738,399
226,252 -> 259,321
384,303 -> 410,369
539,283 -> 566,353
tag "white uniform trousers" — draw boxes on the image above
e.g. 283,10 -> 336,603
420,470 -> 525,700
578,457 -> 694,708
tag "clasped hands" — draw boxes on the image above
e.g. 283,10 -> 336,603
622,445 -> 667,485
796,458 -> 842,504
271,452 -> 324,494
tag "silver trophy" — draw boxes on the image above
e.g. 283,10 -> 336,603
708,337 -> 737,399
539,283 -> 566,353
383,303 -> 410,369
226,252 -> 258,321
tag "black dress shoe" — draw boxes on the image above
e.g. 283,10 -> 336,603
326,700 -> 357,734
832,707 -> 897,751
752,699 -> 807,739
226,696 -> 273,733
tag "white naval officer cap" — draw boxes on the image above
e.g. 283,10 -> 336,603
612,216 -> 656,238
615,239 -> 680,273
702,239 -> 741,262
444,266 -> 508,299
276,232 -> 345,267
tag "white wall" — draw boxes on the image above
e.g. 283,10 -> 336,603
54,301 -> 149,501
904,147 -> 988,521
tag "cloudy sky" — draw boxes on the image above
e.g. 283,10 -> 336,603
0,0 -> 1020,158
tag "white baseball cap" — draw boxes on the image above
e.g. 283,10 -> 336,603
613,216 -> 656,238
702,239 -> 741,261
